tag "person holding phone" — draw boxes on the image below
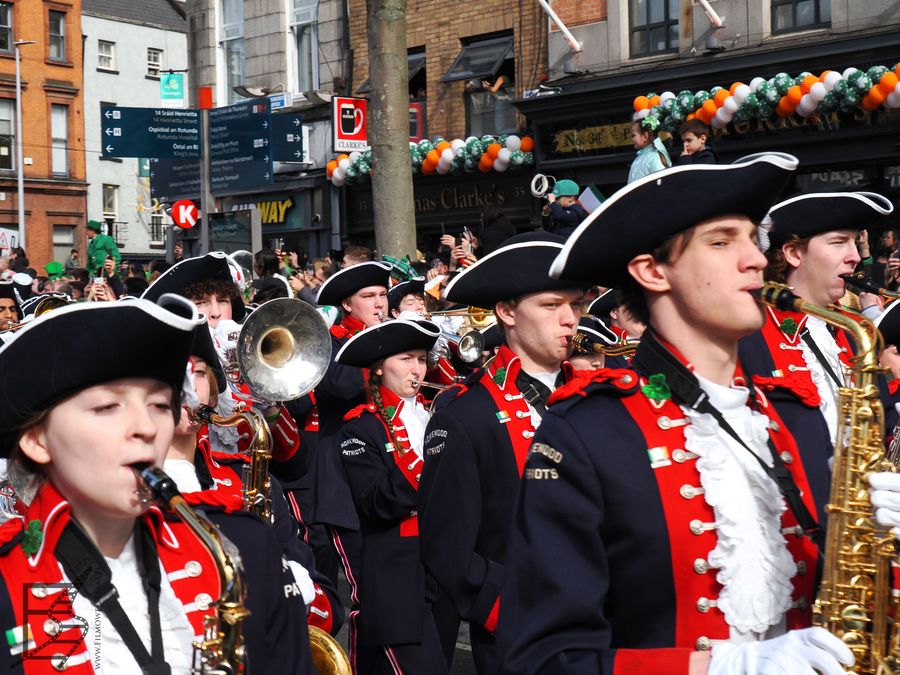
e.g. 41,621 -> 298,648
291,258 -> 333,305
86,219 -> 121,276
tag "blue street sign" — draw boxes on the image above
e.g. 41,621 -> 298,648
270,114 -> 305,161
208,99 -> 274,194
268,92 -> 291,110
101,106 -> 200,158
150,157 -> 201,204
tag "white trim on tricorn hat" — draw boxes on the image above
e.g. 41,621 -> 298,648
875,299 -> 900,347
0,296 -> 202,455
578,315 -> 617,345
766,191 -> 894,250
388,277 -> 426,311
335,318 -> 441,368
141,252 -> 245,321
550,153 -> 799,287
315,261 -> 392,306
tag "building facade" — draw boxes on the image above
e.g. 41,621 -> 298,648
519,0 -> 900,210
82,0 -> 188,261
0,0 -> 87,271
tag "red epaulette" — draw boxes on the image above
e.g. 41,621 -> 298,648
548,367 -> 638,405
0,518 -> 22,548
890,379 -> 900,397
330,324 -> 351,340
210,451 -> 253,464
752,374 -> 822,408
344,403 -> 377,421
183,489 -> 244,513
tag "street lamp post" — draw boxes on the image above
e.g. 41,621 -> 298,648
14,40 -> 35,250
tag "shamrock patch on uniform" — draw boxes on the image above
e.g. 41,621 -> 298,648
779,317 -> 798,336
20,520 -> 42,557
493,367 -> 507,386
641,374 -> 671,402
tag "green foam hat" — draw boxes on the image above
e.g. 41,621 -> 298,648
552,179 -> 580,197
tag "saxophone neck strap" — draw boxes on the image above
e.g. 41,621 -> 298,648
55,519 -> 171,675
800,327 -> 843,388
634,332 -> 823,546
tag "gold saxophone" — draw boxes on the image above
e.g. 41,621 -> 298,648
136,464 -> 251,675
756,281 -> 900,674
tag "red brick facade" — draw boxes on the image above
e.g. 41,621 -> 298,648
0,0 -> 86,270
552,0 -> 607,28
348,0 -> 546,140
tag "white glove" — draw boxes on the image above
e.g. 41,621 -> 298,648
707,627 -> 854,675
868,472 -> 900,536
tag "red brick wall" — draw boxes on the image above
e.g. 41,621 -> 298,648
551,0 -> 607,29
0,0 -> 87,269
349,0 -> 547,140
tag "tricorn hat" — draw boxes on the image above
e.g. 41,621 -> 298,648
316,261 -> 392,306
142,252 -> 245,321
335,318 -> 440,368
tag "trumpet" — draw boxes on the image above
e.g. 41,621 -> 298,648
840,273 -> 900,300
439,326 -> 484,364
572,332 -> 639,357
429,306 -> 496,329
1,295 -> 71,331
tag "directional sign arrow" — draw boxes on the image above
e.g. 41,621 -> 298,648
293,118 -> 300,127
294,150 -> 302,158
106,145 -> 114,153
100,105 -> 200,159
263,120 -> 269,129
104,109 -> 114,119
104,128 -> 114,136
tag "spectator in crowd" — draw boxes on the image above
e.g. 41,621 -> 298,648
86,220 -> 121,276
63,248 -> 80,274
123,275 -> 149,297
628,116 -> 671,183
251,248 -> 291,302
541,180 -> 588,238
9,247 -> 28,273
676,119 -> 718,165
291,258 -> 333,305
148,259 -> 172,284
0,256 -> 9,281
341,245 -> 372,268
478,202 -> 516,256
878,228 -> 899,288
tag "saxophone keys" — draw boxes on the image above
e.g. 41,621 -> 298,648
839,604 -> 868,631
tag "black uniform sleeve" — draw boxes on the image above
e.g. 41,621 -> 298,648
319,335 -> 366,400
339,416 -> 418,522
418,407 -> 502,626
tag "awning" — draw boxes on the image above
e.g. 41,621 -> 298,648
442,35 -> 513,83
356,52 -> 426,94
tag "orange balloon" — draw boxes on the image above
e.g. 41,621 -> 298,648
713,89 -> 729,106
869,86 -> 887,106
326,160 -> 337,178
861,94 -> 879,111
801,75 -> 819,94
776,99 -> 794,117
880,71 -> 899,94
337,154 -> 349,164
648,95 -> 661,108
634,95 -> 650,111
785,86 -> 802,105
426,149 -> 440,165
421,159 -> 436,174
702,99 -> 719,117
436,141 -> 451,154
487,143 -> 502,159
520,136 -> 535,152
686,113 -> 696,121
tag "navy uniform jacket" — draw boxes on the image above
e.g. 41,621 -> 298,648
419,345 -> 573,672
497,359 -> 826,675
339,396 -> 429,645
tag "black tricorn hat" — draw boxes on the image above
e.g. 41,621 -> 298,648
550,153 -> 799,287
586,288 -> 620,321
443,232 -> 584,307
876,300 -> 900,348
480,323 -> 504,352
388,277 -> 426,312
142,252 -> 245,321
577,315 -> 617,345
0,295 -> 201,456
335,318 -> 440,368
316,261 -> 392,307
766,191 -> 894,249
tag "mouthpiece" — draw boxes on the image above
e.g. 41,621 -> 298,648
132,464 -> 183,504
840,273 -> 881,296
754,282 -> 804,313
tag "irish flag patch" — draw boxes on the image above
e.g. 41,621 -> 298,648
496,410 -> 511,424
6,624 -> 34,656
647,446 -> 671,469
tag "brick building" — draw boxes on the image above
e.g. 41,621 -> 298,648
0,0 -> 87,270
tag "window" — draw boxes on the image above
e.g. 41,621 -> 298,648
51,104 -> 67,175
150,213 -> 165,246
52,225 -> 74,263
0,4 -> 12,55
292,0 -> 318,92
629,0 -> 678,57
97,40 -> 115,70
221,0 -> 245,103
357,51 -> 426,95
102,184 -> 118,221
0,99 -> 13,171
452,36 -> 516,136
772,0 -> 830,33
48,10 -> 65,61
147,48 -> 163,77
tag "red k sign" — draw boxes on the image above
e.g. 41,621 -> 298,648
172,199 -> 198,229
333,97 -> 367,152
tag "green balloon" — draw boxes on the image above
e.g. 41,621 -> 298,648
694,90 -> 711,105
832,79 -> 847,96
855,74 -> 872,92
510,150 -> 525,166
820,91 -> 838,111
670,108 -> 685,123
843,88 -> 861,106
480,135 -> 496,146
868,66 -> 888,83
773,73 -> 791,96
522,152 -> 534,164
743,93 -> 760,113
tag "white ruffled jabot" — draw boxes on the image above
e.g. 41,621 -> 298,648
683,376 -> 797,638
798,316 -> 844,444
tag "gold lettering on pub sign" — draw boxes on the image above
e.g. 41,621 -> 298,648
553,122 -> 634,153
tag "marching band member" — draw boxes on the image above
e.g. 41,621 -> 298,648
0,298 -> 311,673
418,232 -> 584,674
0,281 -> 20,331
497,155 -> 853,675
334,317 -> 450,674
568,316 -> 618,371
388,277 -> 428,318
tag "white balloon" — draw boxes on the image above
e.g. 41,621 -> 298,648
749,77 -> 766,92
436,162 -> 450,174
894,82 -> 900,95
733,84 -> 751,102
441,149 -> 454,163
842,67 -> 858,80
497,148 -> 511,163
796,96 -> 816,116
886,91 -> 900,109
809,82 -> 827,101
349,151 -> 362,162
723,96 -> 739,114
451,139 -> 465,152
493,159 -> 509,172
332,174 -> 345,187
505,135 -> 521,152
659,91 -> 675,104
712,108 -> 731,128
635,109 -> 650,120
710,115 -> 727,129
823,71 -> 842,91
338,158 -> 350,171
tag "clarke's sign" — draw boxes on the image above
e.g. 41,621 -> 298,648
333,97 -> 367,152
